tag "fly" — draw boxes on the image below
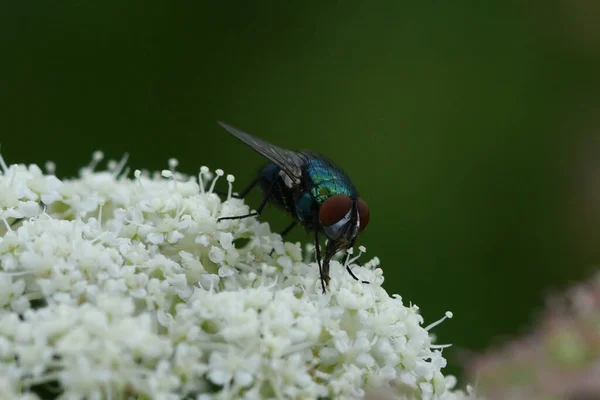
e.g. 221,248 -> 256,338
216,121 -> 370,293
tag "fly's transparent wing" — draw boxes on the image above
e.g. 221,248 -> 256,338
218,121 -> 305,181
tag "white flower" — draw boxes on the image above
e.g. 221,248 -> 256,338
0,151 -> 475,399
207,350 -> 260,388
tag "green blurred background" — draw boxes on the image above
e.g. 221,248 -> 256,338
2,1 -> 599,380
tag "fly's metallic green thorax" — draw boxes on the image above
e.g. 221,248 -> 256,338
216,121 -> 370,294
303,157 -> 358,206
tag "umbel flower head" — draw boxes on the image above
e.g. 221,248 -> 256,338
0,151 -> 473,399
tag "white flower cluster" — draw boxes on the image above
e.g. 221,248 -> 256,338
0,152 -> 473,399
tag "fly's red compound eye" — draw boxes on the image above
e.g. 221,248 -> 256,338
319,194 -> 352,226
357,198 -> 370,231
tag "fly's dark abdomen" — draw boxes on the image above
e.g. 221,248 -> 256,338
258,162 -> 299,219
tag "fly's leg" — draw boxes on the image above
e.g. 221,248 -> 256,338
269,221 -> 297,256
217,178 -> 274,222
315,230 -> 329,293
234,177 -> 261,199
213,177 -> 259,199
280,220 -> 297,238
343,246 -> 370,285
345,260 -> 370,284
